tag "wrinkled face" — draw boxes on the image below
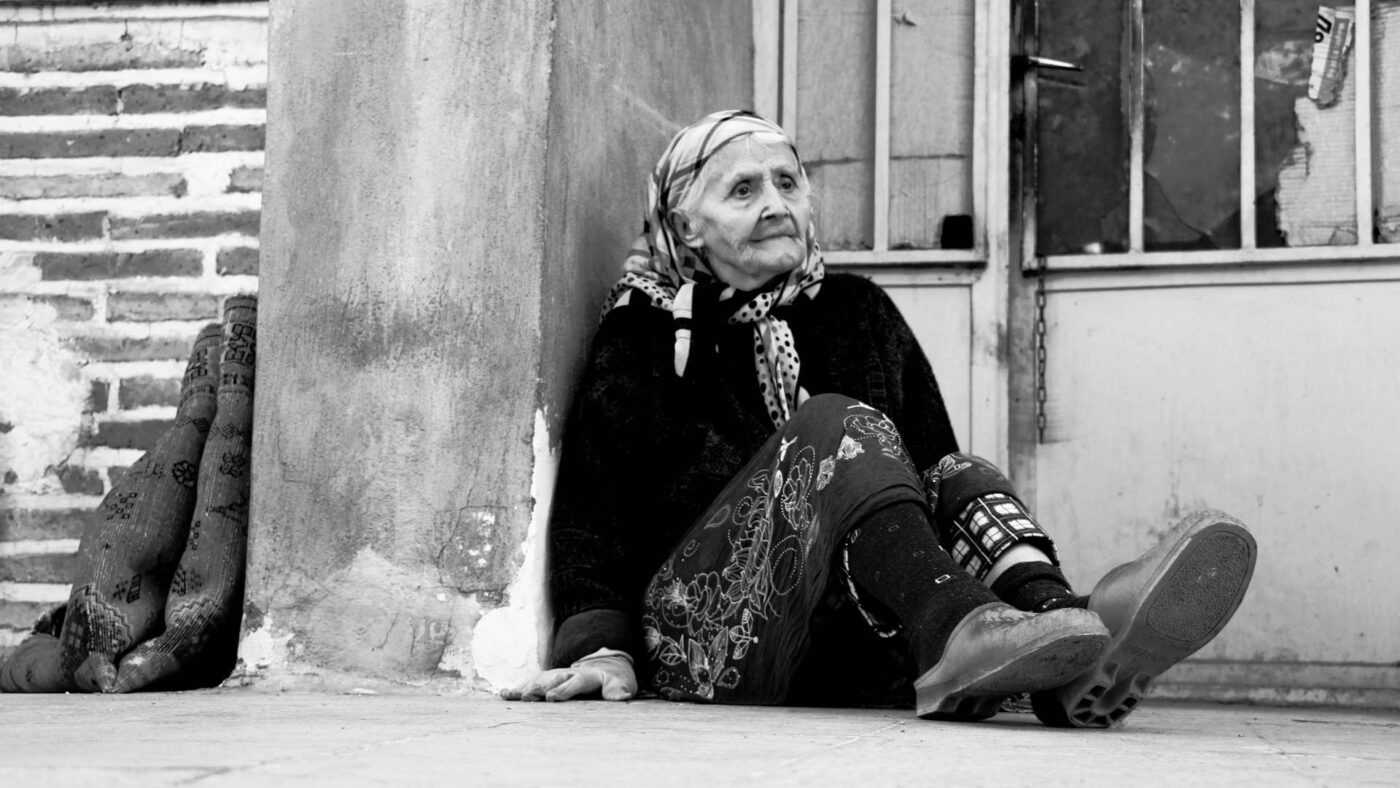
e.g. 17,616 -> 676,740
672,134 -> 812,291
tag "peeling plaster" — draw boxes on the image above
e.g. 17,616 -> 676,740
237,546 -> 488,687
1277,4 -> 1400,244
0,295 -> 87,493
463,408 -> 555,690
235,609 -> 295,677
1277,94 -> 1362,246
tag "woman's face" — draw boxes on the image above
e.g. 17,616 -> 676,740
672,134 -> 812,291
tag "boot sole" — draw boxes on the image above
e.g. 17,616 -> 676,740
1035,517 -> 1257,728
915,623 -> 1108,721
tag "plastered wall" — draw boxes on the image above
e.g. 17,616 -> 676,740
241,0 -> 751,692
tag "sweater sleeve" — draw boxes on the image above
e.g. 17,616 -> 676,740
547,303 -> 669,667
867,283 -> 962,472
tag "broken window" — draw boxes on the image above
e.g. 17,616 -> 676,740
1038,0 -> 1398,257
1036,0 -> 1130,255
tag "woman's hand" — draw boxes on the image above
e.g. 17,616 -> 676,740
499,650 -> 637,702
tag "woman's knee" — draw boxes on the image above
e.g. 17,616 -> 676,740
929,452 -> 1014,497
781,393 -> 858,432
926,452 -> 1017,517
784,394 -> 889,441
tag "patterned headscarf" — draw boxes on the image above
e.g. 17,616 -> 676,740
602,109 -> 825,427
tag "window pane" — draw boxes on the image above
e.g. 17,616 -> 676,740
1037,0 -> 1129,255
796,0 -> 874,251
890,0 -> 974,249
1144,1 -> 1241,251
1265,1 -> 1358,247
1253,1 -> 1315,247
1376,3 -> 1400,243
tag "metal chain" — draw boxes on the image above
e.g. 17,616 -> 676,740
1034,253 -> 1049,444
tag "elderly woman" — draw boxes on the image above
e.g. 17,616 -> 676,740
504,111 -> 1256,726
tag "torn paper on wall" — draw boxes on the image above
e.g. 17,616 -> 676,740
1310,6 -> 1354,107
1279,3 -> 1400,245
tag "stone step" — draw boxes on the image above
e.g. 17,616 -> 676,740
32,247 -> 204,278
0,552 -> 77,583
0,123 -> 265,159
80,416 -> 173,451
0,599 -> 57,630
0,15 -> 267,74
0,82 -> 266,116
0,208 -> 261,242
65,326 -> 204,363
0,500 -> 100,541
0,170 -> 189,200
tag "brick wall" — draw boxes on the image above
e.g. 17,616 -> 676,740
0,1 -> 265,659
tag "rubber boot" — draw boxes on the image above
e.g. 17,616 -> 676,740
1032,510 -> 1257,728
914,602 -> 1108,720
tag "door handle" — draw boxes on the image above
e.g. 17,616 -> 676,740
1012,54 -> 1083,74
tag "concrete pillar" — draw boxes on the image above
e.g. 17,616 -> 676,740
240,1 -> 750,690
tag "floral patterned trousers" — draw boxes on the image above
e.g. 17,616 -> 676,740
641,394 -> 1055,706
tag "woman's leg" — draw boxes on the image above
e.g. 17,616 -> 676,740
918,453 -> 1083,612
918,453 -> 1258,728
842,500 -> 1107,719
640,394 -> 933,705
843,501 -> 991,667
639,394 -> 1106,718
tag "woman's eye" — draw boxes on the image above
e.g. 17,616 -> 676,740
731,182 -> 752,198
777,176 -> 796,191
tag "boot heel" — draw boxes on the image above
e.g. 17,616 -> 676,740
922,694 -> 1004,722
1145,526 -> 1255,647
914,605 -> 1108,721
1034,512 -> 1258,728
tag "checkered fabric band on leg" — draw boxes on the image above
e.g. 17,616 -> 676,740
946,492 -> 1052,581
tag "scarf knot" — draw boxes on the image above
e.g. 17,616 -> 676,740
601,110 -> 824,427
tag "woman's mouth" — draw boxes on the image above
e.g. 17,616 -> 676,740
752,229 -> 796,242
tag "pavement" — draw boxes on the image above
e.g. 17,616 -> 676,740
1,691 -> 1396,786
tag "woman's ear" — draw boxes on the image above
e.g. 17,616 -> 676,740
670,208 -> 705,250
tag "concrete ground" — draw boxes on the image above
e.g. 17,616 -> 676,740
1,691 -> 1396,786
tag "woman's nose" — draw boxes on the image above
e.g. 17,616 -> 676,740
758,182 -> 790,218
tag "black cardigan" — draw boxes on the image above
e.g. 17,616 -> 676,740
548,273 -> 960,666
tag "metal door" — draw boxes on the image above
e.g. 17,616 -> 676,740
1012,0 -> 1400,705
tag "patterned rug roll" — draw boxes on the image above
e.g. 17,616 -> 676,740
56,322 -> 222,692
113,295 -> 256,692
0,294 -> 256,693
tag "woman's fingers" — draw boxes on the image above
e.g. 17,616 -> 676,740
499,660 -> 635,703
502,669 -> 575,702
524,670 -> 576,700
544,670 -> 600,701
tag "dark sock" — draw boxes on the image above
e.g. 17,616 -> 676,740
845,501 -> 998,673
989,561 -> 1085,612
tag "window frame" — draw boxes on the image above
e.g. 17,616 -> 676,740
1037,0 -> 1392,272
757,0 -> 1396,274
753,0 -> 1002,268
